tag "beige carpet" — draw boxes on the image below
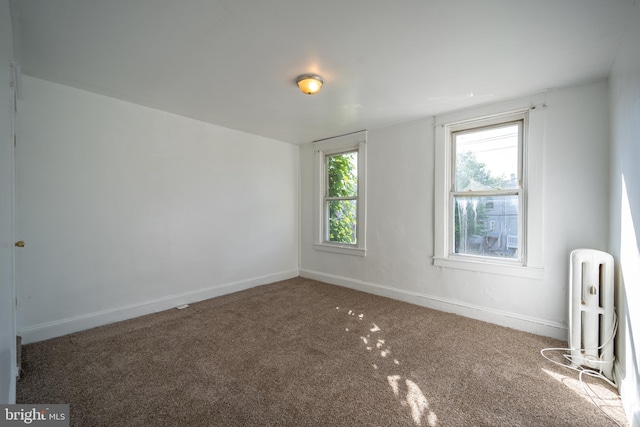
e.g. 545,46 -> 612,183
17,277 -> 627,426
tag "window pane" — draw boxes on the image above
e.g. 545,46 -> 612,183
454,195 -> 518,258
327,200 -> 357,244
455,123 -> 519,191
327,151 -> 358,197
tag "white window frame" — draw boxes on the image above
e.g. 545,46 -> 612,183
313,131 -> 367,256
434,97 -> 545,279
451,114 -> 526,262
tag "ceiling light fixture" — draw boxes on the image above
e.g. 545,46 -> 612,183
296,74 -> 324,95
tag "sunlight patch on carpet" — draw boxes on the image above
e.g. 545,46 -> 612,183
339,306 -> 438,426
542,368 -> 627,425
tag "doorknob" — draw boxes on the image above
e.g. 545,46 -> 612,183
15,241 -> 25,247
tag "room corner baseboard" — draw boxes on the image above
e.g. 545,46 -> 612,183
19,269 -> 299,344
614,360 -> 640,427
300,269 -> 567,341
614,360 -> 623,390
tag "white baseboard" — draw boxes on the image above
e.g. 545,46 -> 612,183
19,270 -> 299,344
300,269 -> 567,341
614,360 -> 640,427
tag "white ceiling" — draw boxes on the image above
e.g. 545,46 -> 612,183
10,0 -> 633,144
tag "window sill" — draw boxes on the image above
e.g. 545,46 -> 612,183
314,243 -> 366,257
433,256 -> 544,280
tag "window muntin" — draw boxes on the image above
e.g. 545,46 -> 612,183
450,119 -> 524,262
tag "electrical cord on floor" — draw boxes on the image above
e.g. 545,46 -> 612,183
540,313 -> 621,427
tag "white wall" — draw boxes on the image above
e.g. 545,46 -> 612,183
300,80 -> 610,341
609,0 -> 640,424
16,77 -> 299,343
0,0 -> 16,404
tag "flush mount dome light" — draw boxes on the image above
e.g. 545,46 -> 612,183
296,74 -> 324,95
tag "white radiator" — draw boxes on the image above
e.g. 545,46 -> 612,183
569,249 -> 615,381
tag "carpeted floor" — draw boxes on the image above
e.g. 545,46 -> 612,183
17,277 -> 627,426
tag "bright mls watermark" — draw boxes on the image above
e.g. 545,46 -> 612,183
0,405 -> 69,426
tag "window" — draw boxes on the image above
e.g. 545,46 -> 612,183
326,151 -> 358,244
434,98 -> 545,279
313,131 -> 367,256
453,119 -> 523,260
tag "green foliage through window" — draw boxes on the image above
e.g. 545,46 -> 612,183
455,151 -> 504,191
326,152 -> 358,244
